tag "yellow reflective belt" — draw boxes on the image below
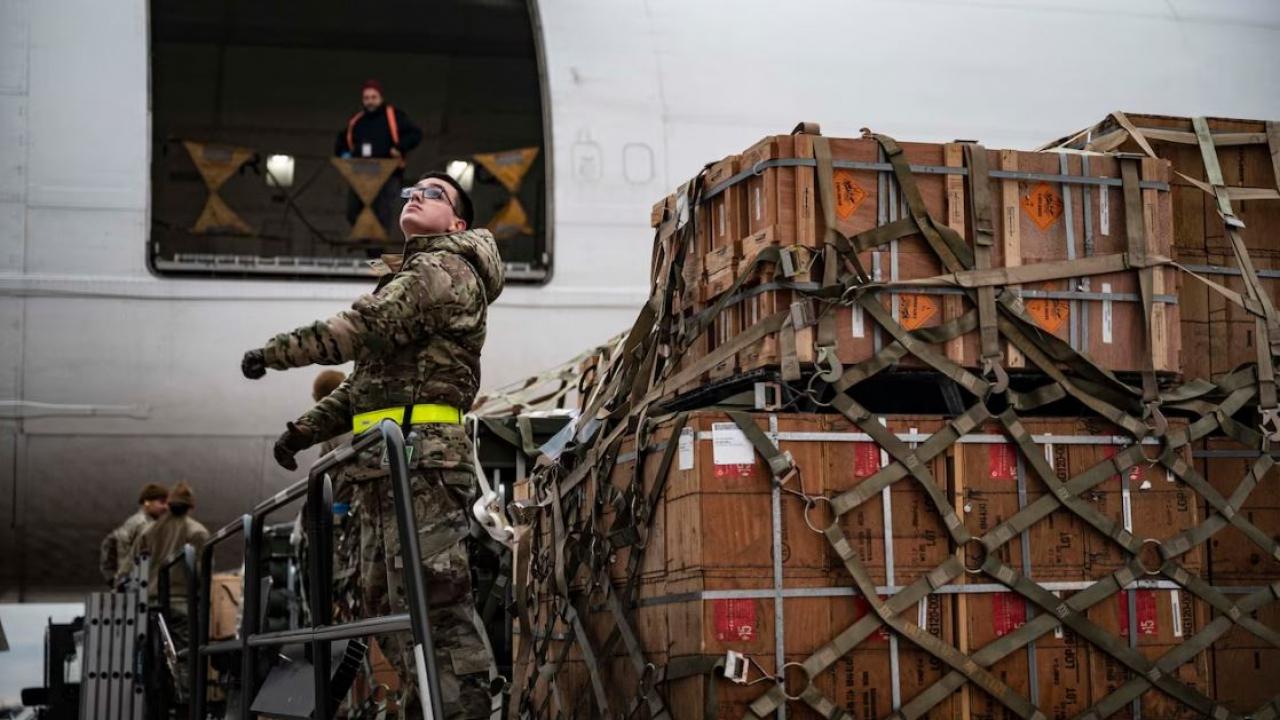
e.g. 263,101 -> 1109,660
352,403 -> 462,433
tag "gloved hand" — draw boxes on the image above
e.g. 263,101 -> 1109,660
241,349 -> 267,379
273,421 -> 314,471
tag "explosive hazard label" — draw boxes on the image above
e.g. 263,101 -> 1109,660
898,294 -> 937,331
1118,591 -> 1158,637
1020,182 -> 1064,230
988,443 -> 1018,481
834,170 -> 868,220
1025,298 -> 1070,334
714,599 -> 757,642
992,593 -> 1028,636
855,442 -> 882,477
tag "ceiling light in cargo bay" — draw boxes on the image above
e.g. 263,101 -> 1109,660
446,160 -> 475,193
265,154 -> 295,188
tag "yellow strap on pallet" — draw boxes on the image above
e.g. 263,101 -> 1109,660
352,404 -> 462,433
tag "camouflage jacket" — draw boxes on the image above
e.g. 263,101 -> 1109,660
263,230 -> 505,471
99,508 -> 153,583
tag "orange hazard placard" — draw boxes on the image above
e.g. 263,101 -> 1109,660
1025,298 -> 1070,333
833,170 -> 867,220
1020,182 -> 1064,230
897,294 -> 936,331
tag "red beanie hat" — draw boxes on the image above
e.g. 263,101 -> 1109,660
361,78 -> 383,94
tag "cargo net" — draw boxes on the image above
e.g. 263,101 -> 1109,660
510,125 -> 1280,720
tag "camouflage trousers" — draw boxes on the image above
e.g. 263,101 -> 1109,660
353,468 -> 494,719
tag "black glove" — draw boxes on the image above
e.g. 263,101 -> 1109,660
241,349 -> 267,379
273,421 -> 314,471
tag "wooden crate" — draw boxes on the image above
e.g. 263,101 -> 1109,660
673,130 -> 1180,387
1044,113 -> 1280,383
701,155 -> 747,276
526,412 -> 1240,719
827,140 -> 1178,377
1197,437 -> 1280,585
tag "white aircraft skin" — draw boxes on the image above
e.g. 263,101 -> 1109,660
1,0 -> 1279,600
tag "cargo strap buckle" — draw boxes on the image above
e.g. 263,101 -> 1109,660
981,357 -> 1009,396
815,345 -> 843,383
1261,407 -> 1280,445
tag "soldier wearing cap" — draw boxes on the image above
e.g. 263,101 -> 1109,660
99,482 -> 168,585
241,171 -> 501,718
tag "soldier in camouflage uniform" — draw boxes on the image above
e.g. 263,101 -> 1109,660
241,172 -> 502,719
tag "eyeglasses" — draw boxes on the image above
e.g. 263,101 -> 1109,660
400,184 -> 459,216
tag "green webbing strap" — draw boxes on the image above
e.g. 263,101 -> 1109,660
900,559 -> 1146,720
1192,116 -> 1280,430
747,558 -> 965,717
1268,121 -> 1280,195
995,311 -> 1149,438
883,252 -> 1154,289
852,291 -> 990,398
598,414 -> 688,666
1158,454 -> 1280,601
982,556 -> 1230,720
832,311 -> 980,393
825,525 -> 1046,720
599,568 -> 670,719
726,410 -> 795,481
992,410 -> 1146,556
1079,577 -> 1280,720
964,143 -> 1002,371
547,474 -> 611,715
676,245 -> 783,358
828,400 -> 989,516
1109,111 -> 1161,159
649,310 -> 790,403
811,136 -> 857,261
847,217 -> 918,255
660,655 -> 725,720
870,133 -> 975,272
826,394 -> 970,546
1120,157 -> 1163,422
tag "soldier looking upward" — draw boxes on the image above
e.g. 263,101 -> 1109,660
241,171 -> 502,718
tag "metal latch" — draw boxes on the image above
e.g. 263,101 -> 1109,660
724,650 -> 749,684
754,382 -> 782,411
790,300 -> 817,330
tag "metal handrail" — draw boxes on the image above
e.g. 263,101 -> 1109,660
157,544 -> 197,715
188,419 -> 445,719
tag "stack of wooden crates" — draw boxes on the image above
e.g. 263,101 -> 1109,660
524,115 -> 1279,720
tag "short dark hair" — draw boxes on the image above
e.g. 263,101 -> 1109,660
417,171 -> 474,229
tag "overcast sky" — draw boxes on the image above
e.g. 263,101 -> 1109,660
0,604 -> 84,709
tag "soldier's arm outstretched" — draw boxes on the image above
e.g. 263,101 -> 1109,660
242,251 -> 477,374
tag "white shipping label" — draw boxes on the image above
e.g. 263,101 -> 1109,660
1170,590 -> 1183,637
711,423 -> 755,466
852,305 -> 866,338
361,142 -> 373,158
1101,282 -> 1113,344
1121,483 -> 1133,533
678,428 -> 695,471
1053,591 -> 1065,639
918,599 -> 928,629
718,205 -> 726,237
1099,187 -> 1110,236
754,187 -> 763,221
